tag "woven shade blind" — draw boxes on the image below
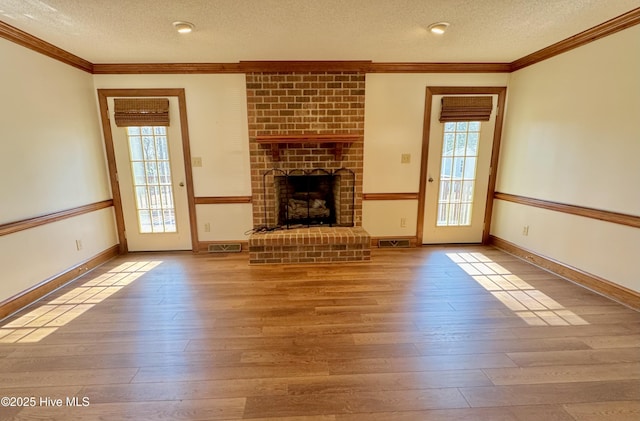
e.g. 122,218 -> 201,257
440,96 -> 493,122
114,98 -> 170,127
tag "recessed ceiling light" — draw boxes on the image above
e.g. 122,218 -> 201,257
172,21 -> 195,34
428,22 -> 450,35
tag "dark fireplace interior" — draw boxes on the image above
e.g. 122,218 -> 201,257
276,174 -> 335,227
262,168 -> 355,229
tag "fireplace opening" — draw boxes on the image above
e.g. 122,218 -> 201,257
262,168 -> 355,229
277,173 -> 334,226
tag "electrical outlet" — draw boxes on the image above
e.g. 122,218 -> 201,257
204,223 -> 211,232
192,157 -> 203,167
400,217 -> 407,228
522,225 -> 529,236
401,153 -> 411,164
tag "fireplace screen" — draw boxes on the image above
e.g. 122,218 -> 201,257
261,168 -> 355,229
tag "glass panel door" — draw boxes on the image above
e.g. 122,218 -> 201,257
126,126 -> 177,233
423,95 -> 497,244
437,121 -> 481,226
110,97 -> 192,251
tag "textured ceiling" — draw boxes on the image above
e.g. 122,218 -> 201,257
0,0 -> 639,64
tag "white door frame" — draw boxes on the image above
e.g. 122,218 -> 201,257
417,86 -> 507,245
97,88 -> 198,253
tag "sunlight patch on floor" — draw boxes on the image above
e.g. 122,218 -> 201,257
0,261 -> 162,343
447,252 -> 588,326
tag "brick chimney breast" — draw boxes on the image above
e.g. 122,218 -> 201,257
247,72 -> 366,229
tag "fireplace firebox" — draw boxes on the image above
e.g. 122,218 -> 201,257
261,168 -> 355,229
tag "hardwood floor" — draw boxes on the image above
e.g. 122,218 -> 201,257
0,246 -> 638,420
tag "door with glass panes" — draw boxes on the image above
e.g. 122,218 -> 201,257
422,94 -> 497,243
109,97 -> 192,251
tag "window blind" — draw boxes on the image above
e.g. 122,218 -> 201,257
440,96 -> 493,122
114,98 -> 170,127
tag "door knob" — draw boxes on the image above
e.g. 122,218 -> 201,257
179,182 -> 185,187
428,177 -> 434,183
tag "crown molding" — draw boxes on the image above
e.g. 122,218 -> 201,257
93,61 -> 511,74
0,20 -> 93,73
92,62 -> 243,74
368,62 -> 511,73
93,61 -> 371,74
511,7 -> 640,71
239,60 -> 372,72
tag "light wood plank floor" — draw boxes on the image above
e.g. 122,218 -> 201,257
0,246 -> 638,420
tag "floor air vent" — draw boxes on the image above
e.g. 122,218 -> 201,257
207,243 -> 242,253
378,239 -> 411,248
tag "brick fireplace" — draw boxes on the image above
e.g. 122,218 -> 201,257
270,168 -> 354,228
246,71 -> 370,263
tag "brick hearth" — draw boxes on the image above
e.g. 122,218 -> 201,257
249,226 -> 370,264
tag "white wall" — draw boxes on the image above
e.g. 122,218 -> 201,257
362,73 -> 509,237
493,25 -> 640,292
196,204 -> 254,241
0,39 -> 116,303
0,210 -> 118,301
362,200 -> 418,237
92,74 -> 253,242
